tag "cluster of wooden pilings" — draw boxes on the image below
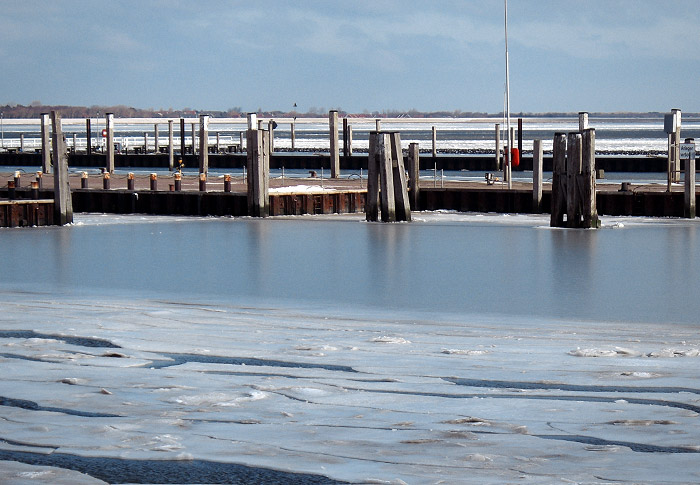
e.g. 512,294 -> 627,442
365,132 -> 412,222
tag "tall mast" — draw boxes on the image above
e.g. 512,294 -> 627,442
504,0 -> 512,189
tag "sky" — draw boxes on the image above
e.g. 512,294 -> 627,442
1,0 -> 699,114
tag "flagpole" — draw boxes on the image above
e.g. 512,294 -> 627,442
504,0 -> 512,189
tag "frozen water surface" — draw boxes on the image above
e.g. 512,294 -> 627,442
1,213 -> 700,483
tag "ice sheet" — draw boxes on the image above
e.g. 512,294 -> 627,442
1,295 -> 699,483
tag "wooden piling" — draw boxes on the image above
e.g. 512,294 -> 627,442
50,111 -> 73,225
390,132 -> 411,222
199,114 -> 209,174
40,113 -> 51,174
550,133 -> 567,227
494,123 -> 501,171
86,118 -> 92,154
329,110 -> 340,178
106,113 -> 115,173
378,133 -> 396,222
579,112 -> 589,131
168,120 -> 174,170
532,139 -> 543,212
673,109 -> 682,183
566,132 -> 582,227
290,122 -> 296,150
347,124 -> 353,155
191,123 -> 197,155
154,123 -> 159,153
432,126 -> 437,158
179,118 -> 186,157
246,128 -> 269,217
366,132 -> 380,222
19,134 -> 24,152
268,120 -> 275,152
684,138 -> 696,218
408,142 -> 420,210
143,132 -> 148,153
582,129 -> 599,228
342,118 -> 349,160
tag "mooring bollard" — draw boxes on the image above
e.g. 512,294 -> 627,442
199,172 -> 206,191
224,174 -> 231,192
150,173 -> 157,191
7,181 -> 16,200
81,171 -> 89,189
36,171 -> 43,189
103,172 -> 110,189
127,172 -> 135,191
13,171 -> 20,189
174,173 -> 181,191
31,181 -> 39,200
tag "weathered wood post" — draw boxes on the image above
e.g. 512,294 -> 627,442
143,133 -> 148,154
168,120 -> 174,171
329,110 -> 340,178
199,114 -> 209,175
154,123 -> 159,154
378,132 -> 396,222
579,112 -> 589,131
532,139 -> 543,213
290,122 -> 296,150
106,113 -> 115,173
40,113 -> 52,174
72,133 -> 77,153
246,128 -> 270,217
566,132 -> 582,227
268,120 -> 275,152
432,126 -> 437,158
683,138 -> 696,218
342,117 -> 349,160
366,132 -> 381,222
582,129 -> 599,228
50,111 -> 73,225
494,123 -> 501,171
86,118 -> 92,154
550,132 -> 567,227
191,123 -> 197,155
179,118 -> 186,157
390,132 -> 411,222
347,124 -> 353,155
408,142 -> 420,210
375,119 -> 381,131
672,109 -> 682,183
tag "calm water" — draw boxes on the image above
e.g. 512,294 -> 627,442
1,214 -> 699,325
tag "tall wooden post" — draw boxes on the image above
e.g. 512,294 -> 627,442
329,110 -> 340,178
40,113 -> 52,174
532,139 -> 543,213
268,120 -> 275,152
390,133 -> 411,222
347,124 -> 353,155
246,128 -> 269,217
199,114 -> 209,175
86,118 -> 92,155
216,132 -> 221,153
154,123 -> 159,153
431,126 -> 437,158
168,120 -> 174,170
683,138 -> 696,219
106,113 -> 115,173
378,133 -> 396,222
494,123 -> 501,171
51,111 -> 73,225
673,108 -> 682,183
408,142 -> 420,210
566,132 -> 582,228
179,118 -> 186,158
366,132 -> 380,222
582,129 -> 599,228
72,133 -> 77,153
191,123 -> 197,155
550,132 -> 567,227
342,117 -> 349,160
579,112 -> 589,131
517,117 -> 523,156
143,133 -> 148,154
290,122 -> 296,150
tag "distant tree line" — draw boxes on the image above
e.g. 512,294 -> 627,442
0,103 -> 693,119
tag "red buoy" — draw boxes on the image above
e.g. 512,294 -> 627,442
511,147 -> 520,167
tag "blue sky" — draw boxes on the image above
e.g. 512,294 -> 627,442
2,0 -> 699,113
